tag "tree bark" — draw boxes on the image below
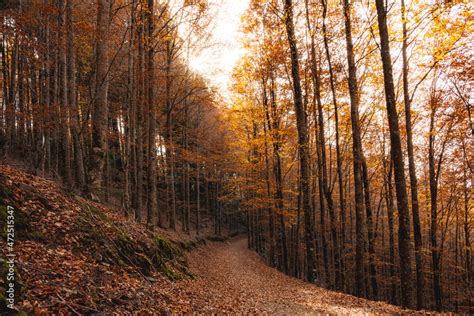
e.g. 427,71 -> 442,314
283,0 -> 316,283
146,0 -> 157,226
262,75 -> 276,267
374,0 -> 415,307
59,0 -> 72,187
384,156 -> 397,305
321,0 -> 345,290
66,0 -> 86,192
428,99 -> 443,311
123,0 -> 136,216
362,158 -> 378,299
88,0 -> 111,200
342,0 -> 366,297
401,0 -> 423,308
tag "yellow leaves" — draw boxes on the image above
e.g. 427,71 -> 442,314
184,0 -> 208,14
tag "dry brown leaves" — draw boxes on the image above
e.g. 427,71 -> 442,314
0,165 -> 420,315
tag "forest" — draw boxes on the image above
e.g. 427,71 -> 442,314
0,0 -> 472,313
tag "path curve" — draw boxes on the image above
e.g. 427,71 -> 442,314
174,238 -> 408,314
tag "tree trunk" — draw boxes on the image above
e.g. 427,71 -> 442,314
429,101 -> 442,311
66,0 -> 86,192
262,76 -> 275,267
196,163 -> 201,234
321,0 -> 345,290
374,0 -> 415,308
165,40 -> 176,230
283,0 -> 316,283
401,0 -> 423,308
146,0 -> 157,226
134,6 -> 145,222
59,0 -> 72,187
342,0 -> 366,297
362,158 -> 378,299
384,157 -> 397,305
123,0 -> 136,216
88,0 -> 111,200
269,74 -> 288,273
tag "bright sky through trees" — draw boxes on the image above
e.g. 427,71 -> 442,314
187,0 -> 250,97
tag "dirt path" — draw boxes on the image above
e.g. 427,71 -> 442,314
170,238 -> 409,314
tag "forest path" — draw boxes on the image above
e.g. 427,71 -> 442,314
176,237 -> 407,314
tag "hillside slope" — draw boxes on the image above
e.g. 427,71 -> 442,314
0,165 -> 203,314
0,165 -> 413,314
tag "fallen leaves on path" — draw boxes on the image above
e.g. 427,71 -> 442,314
0,165 -> 418,314
166,238 -> 414,315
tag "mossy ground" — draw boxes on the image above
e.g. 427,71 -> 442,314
74,201 -> 190,280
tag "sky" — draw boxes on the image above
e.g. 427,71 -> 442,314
187,0 -> 250,98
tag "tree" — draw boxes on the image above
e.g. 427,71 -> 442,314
342,0 -> 366,297
400,0 -> 423,308
283,0 -> 316,283
89,0 -> 111,200
66,0 -> 86,192
146,0 -> 158,226
374,0 -> 415,308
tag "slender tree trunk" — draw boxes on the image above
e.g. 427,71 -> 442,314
123,0 -> 136,216
196,163 -> 201,234
0,27 -> 8,156
5,29 -> 18,158
429,101 -> 443,311
88,0 -> 111,200
17,49 -> 25,155
184,99 -> 191,234
66,0 -> 86,192
165,41 -> 176,230
342,0 -> 366,297
374,0 -> 415,307
362,158 -> 378,299
303,0 -> 329,286
283,0 -> 316,283
44,22 -> 51,173
321,0 -> 345,290
262,76 -> 275,267
384,157 -> 397,305
59,0 -> 72,187
146,0 -> 157,226
461,140 -> 471,288
135,7 -> 145,222
269,74 -> 288,273
295,177 -> 302,278
401,0 -> 423,308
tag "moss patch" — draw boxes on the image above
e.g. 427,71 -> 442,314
179,237 -> 207,252
154,235 -> 180,260
74,203 -> 191,280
